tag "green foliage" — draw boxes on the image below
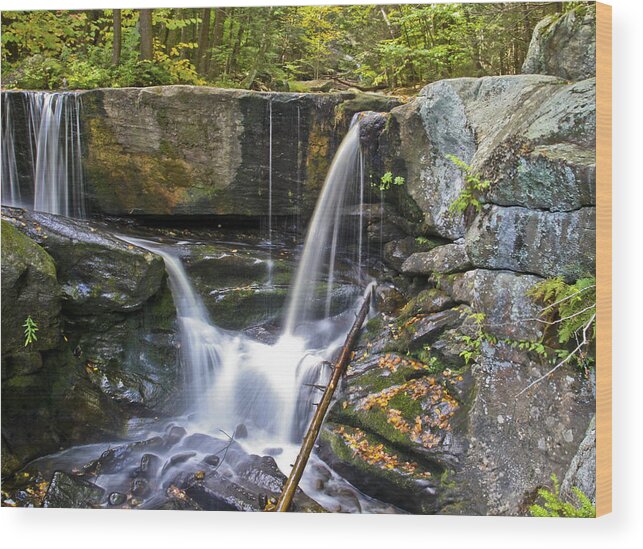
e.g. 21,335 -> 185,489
447,155 -> 491,215
456,310 -> 550,366
375,172 -> 405,192
23,315 -> 38,347
410,345 -> 441,373
1,3 -> 577,91
456,311 -> 493,365
529,475 -> 595,518
529,276 -> 596,369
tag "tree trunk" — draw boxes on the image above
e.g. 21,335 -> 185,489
209,8 -> 227,77
197,8 -> 211,75
139,9 -> 154,61
112,9 -> 122,66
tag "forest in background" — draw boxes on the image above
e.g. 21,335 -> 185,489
1,3 -> 587,93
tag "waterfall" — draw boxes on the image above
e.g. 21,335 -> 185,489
115,120 -> 368,444
283,121 -> 364,335
266,97 -> 274,286
0,91 -> 86,217
1,95 -> 21,206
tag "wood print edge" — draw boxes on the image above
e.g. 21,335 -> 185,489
595,0 -> 612,518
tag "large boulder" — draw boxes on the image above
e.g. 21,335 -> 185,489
522,6 -> 596,81
1,208 -> 180,476
401,243 -> 471,275
74,86 -> 400,219
455,343 -> 595,515
381,71 -> 595,242
464,205 -> 596,281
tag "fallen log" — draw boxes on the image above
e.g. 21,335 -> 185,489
269,285 -> 375,512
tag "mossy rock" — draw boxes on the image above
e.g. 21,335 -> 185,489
1,219 -> 61,354
318,423 -> 440,514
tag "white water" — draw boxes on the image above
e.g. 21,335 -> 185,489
1,91 -> 86,217
1,94 -> 21,206
283,122 -> 364,335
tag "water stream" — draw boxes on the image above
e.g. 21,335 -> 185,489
1,91 -> 85,216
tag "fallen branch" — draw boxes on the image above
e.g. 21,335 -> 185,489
269,286 -> 374,512
514,312 -> 596,399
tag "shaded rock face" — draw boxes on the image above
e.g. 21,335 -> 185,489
460,343 -> 594,515
74,86 -> 399,219
1,207 -> 179,475
522,6 -> 596,81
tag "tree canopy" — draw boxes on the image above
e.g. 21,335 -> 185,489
1,3 -> 586,92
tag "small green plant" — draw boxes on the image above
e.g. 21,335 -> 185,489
409,345 -> 440,373
457,311 -> 494,365
528,276 -> 596,370
23,315 -> 38,347
529,474 -> 595,518
446,155 -> 490,215
415,236 -> 431,246
375,171 -> 405,191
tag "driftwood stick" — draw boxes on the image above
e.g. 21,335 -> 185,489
271,287 -> 374,512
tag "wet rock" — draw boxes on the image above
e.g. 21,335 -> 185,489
78,86 -> 399,219
408,288 -> 455,315
178,454 -> 324,512
165,425 -> 187,447
134,453 -> 162,479
367,220 -> 407,244
130,478 -> 151,498
161,451 -> 197,475
522,6 -> 596,81
203,454 -> 221,467
108,492 -> 127,506
318,423 -> 439,514
1,219 -> 61,355
465,206 -> 595,281
374,283 -> 406,315
399,308 -> 464,349
383,236 -> 443,271
2,208 -> 165,313
86,436 -> 165,475
1,207 -> 180,474
42,471 -> 105,508
401,243 -> 471,275
262,447 -> 283,457
234,424 -> 248,439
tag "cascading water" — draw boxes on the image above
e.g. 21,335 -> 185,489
1,91 -> 86,217
118,119 -> 368,446
283,121 -> 365,336
1,94 -> 21,206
